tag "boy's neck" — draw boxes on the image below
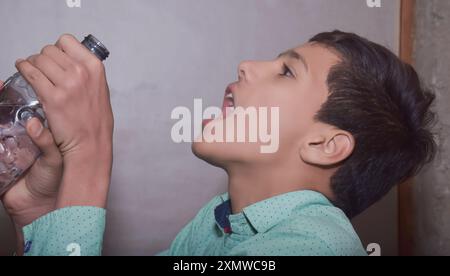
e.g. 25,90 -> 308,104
226,163 -> 332,214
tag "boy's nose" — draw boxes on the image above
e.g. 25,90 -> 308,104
238,60 -> 253,82
238,60 -> 274,83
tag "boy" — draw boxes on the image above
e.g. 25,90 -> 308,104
1,30 -> 436,256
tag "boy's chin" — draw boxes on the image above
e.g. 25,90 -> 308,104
191,138 -> 266,170
191,141 -> 228,168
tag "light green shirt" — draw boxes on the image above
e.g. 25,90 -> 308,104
23,207 -> 105,256
23,190 -> 367,256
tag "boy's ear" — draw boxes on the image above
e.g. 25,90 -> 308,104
299,128 -> 355,167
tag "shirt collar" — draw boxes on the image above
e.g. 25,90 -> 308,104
215,190 -> 332,234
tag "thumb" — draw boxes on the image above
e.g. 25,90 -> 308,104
26,118 -> 62,167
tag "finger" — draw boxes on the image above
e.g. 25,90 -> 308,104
55,34 -> 94,64
26,118 -> 62,168
15,59 -> 55,103
27,54 -> 66,86
0,80 -> 3,89
41,44 -> 74,70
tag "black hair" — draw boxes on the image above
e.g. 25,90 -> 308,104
309,30 -> 436,218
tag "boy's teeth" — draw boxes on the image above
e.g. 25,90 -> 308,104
225,105 -> 235,112
226,93 -> 233,99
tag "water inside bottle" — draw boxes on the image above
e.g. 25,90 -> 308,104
0,103 -> 40,194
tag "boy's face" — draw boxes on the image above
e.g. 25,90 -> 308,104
192,43 -> 341,169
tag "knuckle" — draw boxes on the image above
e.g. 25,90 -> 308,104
41,45 -> 55,55
51,89 -> 68,104
41,45 -> 51,54
58,33 -> 75,44
74,63 -> 88,77
26,68 -> 42,82
45,148 -> 63,168
15,59 -> 25,67
33,54 -> 46,66
69,63 -> 89,84
63,78 -> 81,92
25,55 -> 37,65
86,57 -> 104,72
15,60 -> 28,72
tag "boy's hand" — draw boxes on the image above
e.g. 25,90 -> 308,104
15,34 -> 114,209
1,118 -> 62,228
15,34 -> 114,163
0,113 -> 62,255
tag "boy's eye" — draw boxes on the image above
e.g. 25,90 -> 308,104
280,64 -> 295,78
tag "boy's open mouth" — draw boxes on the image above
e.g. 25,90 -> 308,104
202,84 -> 236,128
222,85 -> 236,117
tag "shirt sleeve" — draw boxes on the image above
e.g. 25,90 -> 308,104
22,206 -> 106,256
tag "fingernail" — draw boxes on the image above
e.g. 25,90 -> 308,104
30,120 -> 44,137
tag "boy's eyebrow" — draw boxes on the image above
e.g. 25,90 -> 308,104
278,50 -> 309,72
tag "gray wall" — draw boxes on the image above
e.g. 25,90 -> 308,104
0,0 -> 400,256
414,0 -> 450,256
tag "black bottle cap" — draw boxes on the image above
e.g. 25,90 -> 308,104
81,34 -> 110,61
